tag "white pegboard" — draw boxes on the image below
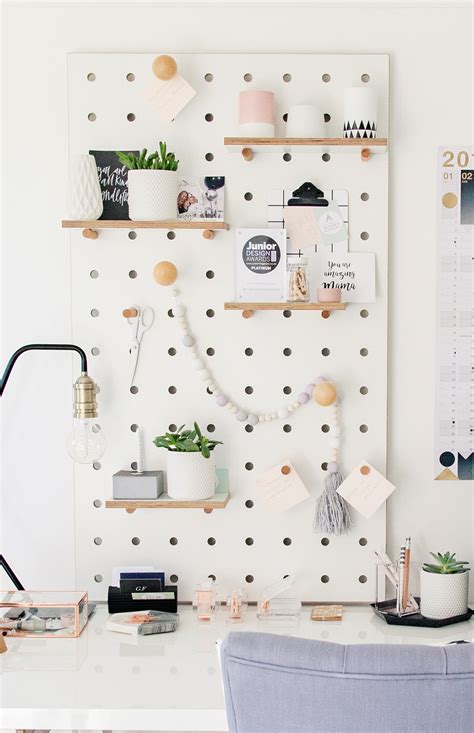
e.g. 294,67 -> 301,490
68,53 -> 389,602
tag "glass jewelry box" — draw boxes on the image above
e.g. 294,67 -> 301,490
0,590 -> 89,638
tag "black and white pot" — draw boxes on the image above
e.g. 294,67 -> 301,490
343,87 -> 377,140
420,569 -> 470,620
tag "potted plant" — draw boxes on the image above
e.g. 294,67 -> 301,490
153,423 -> 222,501
420,551 -> 470,620
117,142 -> 179,221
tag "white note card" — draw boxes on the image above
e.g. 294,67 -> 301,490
314,252 -> 376,303
336,461 -> 395,518
144,74 -> 196,122
256,461 -> 310,512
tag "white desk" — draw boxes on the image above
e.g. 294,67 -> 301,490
1,604 -> 472,732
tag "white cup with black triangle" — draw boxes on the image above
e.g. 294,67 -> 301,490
343,87 -> 377,140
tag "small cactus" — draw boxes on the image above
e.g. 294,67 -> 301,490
117,142 -> 179,171
423,551 -> 470,574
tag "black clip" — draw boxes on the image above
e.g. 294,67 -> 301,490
288,181 -> 328,207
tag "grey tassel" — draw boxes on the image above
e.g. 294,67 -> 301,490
313,471 -> 352,535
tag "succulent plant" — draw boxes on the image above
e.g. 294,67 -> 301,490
117,142 -> 179,171
153,422 -> 222,459
423,551 -> 470,574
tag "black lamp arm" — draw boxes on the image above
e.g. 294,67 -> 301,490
0,344 -> 88,397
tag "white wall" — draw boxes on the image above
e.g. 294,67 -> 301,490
1,2 -> 472,593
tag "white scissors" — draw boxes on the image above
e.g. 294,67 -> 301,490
128,306 -> 154,386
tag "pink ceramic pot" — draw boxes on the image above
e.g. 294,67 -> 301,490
239,90 -> 275,137
318,287 -> 342,303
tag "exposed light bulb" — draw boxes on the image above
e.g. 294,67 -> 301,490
68,418 -> 105,464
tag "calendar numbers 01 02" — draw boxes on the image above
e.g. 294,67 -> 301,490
442,150 -> 471,168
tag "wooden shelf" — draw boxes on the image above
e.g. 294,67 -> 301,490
225,301 -> 346,319
105,491 -> 230,514
62,220 -> 229,230
224,137 -> 387,161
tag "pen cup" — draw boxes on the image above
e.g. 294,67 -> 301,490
374,561 -> 421,617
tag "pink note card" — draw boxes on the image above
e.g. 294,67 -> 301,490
337,461 -> 395,518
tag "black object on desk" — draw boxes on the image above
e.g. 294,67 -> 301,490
108,585 -> 178,614
372,598 -> 473,628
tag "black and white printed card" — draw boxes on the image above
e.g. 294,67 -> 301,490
235,228 -> 287,302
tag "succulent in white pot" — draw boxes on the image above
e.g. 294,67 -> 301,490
117,142 -> 179,221
153,423 -> 223,501
420,551 -> 470,620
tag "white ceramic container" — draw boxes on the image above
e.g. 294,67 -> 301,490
127,169 -> 177,221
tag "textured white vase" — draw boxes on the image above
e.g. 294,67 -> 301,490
420,569 -> 469,619
127,170 -> 177,221
69,154 -> 103,219
166,452 -> 217,501
286,105 -> 326,138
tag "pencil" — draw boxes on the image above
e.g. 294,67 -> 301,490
402,538 -> 411,611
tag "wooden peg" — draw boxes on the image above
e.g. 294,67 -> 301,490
0,632 -> 7,654
82,228 -> 99,240
242,147 -> 254,162
242,309 -> 254,319
321,309 -> 331,319
360,148 -> 371,162
126,508 -> 136,514
204,507 -> 214,514
281,465 -> 291,475
152,55 -> 177,81
360,465 -> 370,475
122,308 -> 139,318
153,260 -> 178,286
202,229 -> 215,240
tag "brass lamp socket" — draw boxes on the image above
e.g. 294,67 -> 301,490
73,373 -> 98,419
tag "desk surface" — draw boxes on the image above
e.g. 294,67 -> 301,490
1,604 -> 472,732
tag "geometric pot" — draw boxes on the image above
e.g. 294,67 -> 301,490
69,154 -> 103,220
127,169 -> 177,221
420,569 -> 469,620
343,87 -> 377,140
166,451 -> 217,501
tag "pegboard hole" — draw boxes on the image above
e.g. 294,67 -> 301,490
245,424 -> 254,433
93,537 -> 102,546
324,113 -> 331,122
283,385 -> 292,395
359,575 -> 368,583
87,72 -> 96,82
126,72 -> 135,82
93,499 -> 102,508
283,310 -> 292,318
207,537 -> 216,546
321,424 -> 330,433
206,347 -> 215,356
208,574 -> 216,581
283,424 -> 292,433
93,461 -> 101,470
321,537 -> 330,546
360,231 -> 370,240
90,308 -> 99,317
321,462 -> 328,471
168,347 -> 177,356
207,423 -> 215,433
130,385 -> 139,394
168,385 -> 177,394
127,113 -> 136,122
205,113 -> 214,122
243,73 -> 253,82
245,462 -> 254,471
90,269 -> 99,279
168,309 -> 174,318
359,537 -> 368,546
360,385 -> 369,395
245,347 -> 254,356
282,73 -> 292,82
167,231 -> 176,240
283,153 -> 292,162
361,192 -> 370,201
245,574 -> 254,583
91,347 -> 100,356
169,424 -> 177,433
322,73 -> 331,82
92,423 -> 101,433
129,270 -> 137,279
206,270 -> 215,279
169,537 -> 178,546
322,153 -> 331,163
245,537 -> 254,546
244,192 -> 253,201
360,348 -> 369,357
131,461 -> 137,471
321,575 -> 330,583
88,112 -> 96,122
283,537 -> 292,546
359,424 -> 368,433
245,385 -> 254,395
361,73 -> 370,83
282,112 -> 288,122
170,574 -> 179,583
283,347 -> 292,356
94,574 -> 103,583
245,499 -> 254,508
205,152 -> 214,162
206,309 -> 215,318
204,72 -> 213,82
321,347 -> 330,356
131,537 -> 140,546
360,309 -> 369,318
130,424 -> 139,432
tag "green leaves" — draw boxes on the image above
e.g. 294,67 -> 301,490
423,551 -> 470,574
116,142 -> 179,171
153,422 -> 222,459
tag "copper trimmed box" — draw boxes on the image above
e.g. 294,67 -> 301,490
0,590 -> 88,638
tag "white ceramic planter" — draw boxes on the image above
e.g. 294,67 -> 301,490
127,169 -> 177,221
166,451 -> 217,501
69,154 -> 103,220
420,569 -> 469,619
